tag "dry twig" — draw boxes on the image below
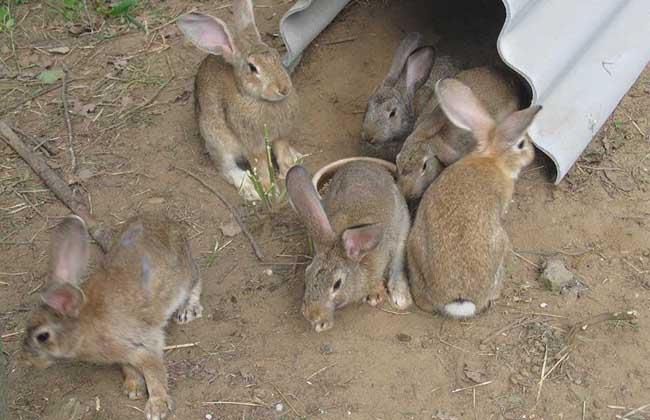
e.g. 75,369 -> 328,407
61,65 -> 77,174
174,166 -> 264,261
566,310 -> 638,346
0,122 -> 111,251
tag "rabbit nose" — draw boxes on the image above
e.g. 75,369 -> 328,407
314,320 -> 332,333
277,85 -> 290,97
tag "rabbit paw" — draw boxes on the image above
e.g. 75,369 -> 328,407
238,178 -> 262,202
277,146 -> 304,178
363,291 -> 385,307
174,301 -> 203,324
388,276 -> 413,310
123,375 -> 146,400
145,395 -> 174,420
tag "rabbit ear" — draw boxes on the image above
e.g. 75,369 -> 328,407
435,78 -> 495,147
41,283 -> 85,318
495,105 -> 542,147
286,166 -> 336,245
406,47 -> 435,99
432,140 -> 464,165
342,224 -> 383,262
233,0 -> 261,42
384,32 -> 423,87
51,215 -> 89,285
177,13 -> 236,62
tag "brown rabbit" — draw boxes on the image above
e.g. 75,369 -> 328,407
407,78 -> 541,318
397,66 -> 522,202
286,162 -> 411,332
23,213 -> 203,420
177,1 -> 300,201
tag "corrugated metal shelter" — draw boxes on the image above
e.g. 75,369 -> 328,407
279,0 -> 650,182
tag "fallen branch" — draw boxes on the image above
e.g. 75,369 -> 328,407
174,166 -> 264,261
0,121 -> 111,252
566,309 -> 638,346
61,65 -> 77,174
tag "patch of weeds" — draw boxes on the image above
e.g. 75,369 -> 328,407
97,0 -> 144,30
613,119 -> 624,129
47,0 -> 84,21
246,126 -> 301,213
0,5 -> 16,33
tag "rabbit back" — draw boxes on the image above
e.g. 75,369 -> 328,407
408,161 -> 511,316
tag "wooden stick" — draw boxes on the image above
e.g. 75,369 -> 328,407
61,65 -> 77,174
0,122 -> 111,252
271,382 -> 303,417
202,401 -> 263,407
163,342 -> 199,351
566,310 -> 638,346
174,166 -> 264,261
451,380 -> 493,393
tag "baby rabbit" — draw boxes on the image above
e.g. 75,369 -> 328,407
286,162 -> 411,332
177,1 -> 300,201
23,213 -> 203,420
397,66 -> 523,202
361,32 -> 458,160
407,78 -> 541,318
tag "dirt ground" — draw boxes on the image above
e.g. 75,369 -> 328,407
1,0 -> 649,419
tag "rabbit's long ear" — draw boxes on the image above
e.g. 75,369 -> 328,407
41,283 -> 85,318
405,46 -> 435,99
177,13 -> 236,63
342,224 -> 383,262
435,78 -> 495,149
495,105 -> 542,147
286,166 -> 336,245
383,32 -> 423,87
50,215 -> 89,286
233,0 -> 262,43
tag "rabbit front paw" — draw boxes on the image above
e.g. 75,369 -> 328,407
145,395 -> 174,420
363,286 -> 386,307
123,376 -> 146,400
174,300 -> 203,324
388,275 -> 413,310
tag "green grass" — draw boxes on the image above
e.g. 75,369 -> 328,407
246,126 -> 289,213
97,0 -> 143,30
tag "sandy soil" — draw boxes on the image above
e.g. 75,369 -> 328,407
1,1 -> 649,419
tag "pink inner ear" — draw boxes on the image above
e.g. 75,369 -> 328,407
342,225 -> 383,262
44,286 -> 79,316
199,30 -> 232,55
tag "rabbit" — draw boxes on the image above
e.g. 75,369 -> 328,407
361,32 -> 459,161
177,1 -> 300,201
397,66 -> 523,202
23,212 -> 203,420
286,161 -> 411,332
407,77 -> 541,318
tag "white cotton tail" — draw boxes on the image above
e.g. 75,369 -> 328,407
444,300 -> 476,318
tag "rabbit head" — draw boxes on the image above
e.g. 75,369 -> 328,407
362,33 -> 435,147
178,1 -> 292,102
286,166 -> 384,332
435,78 -> 540,178
397,113 -> 476,201
23,216 -> 89,368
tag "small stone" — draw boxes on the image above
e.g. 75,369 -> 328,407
274,403 -> 284,412
540,302 -> 548,308
48,46 -> 71,55
77,168 -> 95,180
539,257 -> 588,298
320,343 -> 333,354
263,268 -> 273,276
220,218 -> 242,237
396,333 -> 412,343
205,414 -> 213,420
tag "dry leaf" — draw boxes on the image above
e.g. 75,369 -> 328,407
48,46 -> 71,55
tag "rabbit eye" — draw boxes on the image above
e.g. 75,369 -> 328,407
517,141 -> 524,149
248,62 -> 258,74
389,109 -> 396,118
36,332 -> 50,343
332,279 -> 342,292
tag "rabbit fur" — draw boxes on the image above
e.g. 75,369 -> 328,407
177,1 -> 300,201
286,162 -> 411,332
361,32 -> 459,161
23,213 -> 202,420
397,65 -> 522,202
407,77 -> 541,318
